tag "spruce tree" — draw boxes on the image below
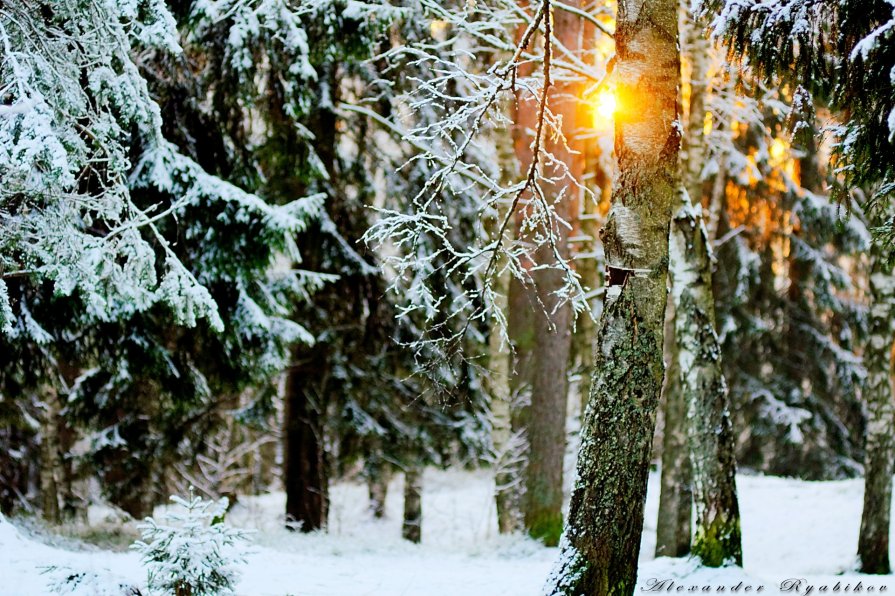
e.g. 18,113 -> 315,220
0,0 -> 326,517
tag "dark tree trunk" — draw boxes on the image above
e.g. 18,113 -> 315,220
284,351 -> 328,532
523,253 -> 572,546
858,247 -> 895,574
366,457 -> 390,519
655,298 -> 692,558
39,386 -> 61,525
519,0 -> 583,547
546,0 -> 681,591
402,468 -> 422,543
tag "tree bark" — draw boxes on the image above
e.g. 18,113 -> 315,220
505,275 -> 534,532
492,133 -> 525,534
284,351 -> 328,532
655,297 -> 692,558
521,1 -> 583,547
402,468 -> 422,543
366,457 -> 390,519
546,0 -> 681,591
39,386 -> 61,525
669,189 -> 743,566
857,247 -> 895,574
492,265 -> 525,533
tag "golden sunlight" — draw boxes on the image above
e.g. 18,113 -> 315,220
591,89 -> 618,126
770,137 -> 787,162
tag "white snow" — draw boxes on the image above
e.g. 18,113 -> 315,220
2,468 -> 895,595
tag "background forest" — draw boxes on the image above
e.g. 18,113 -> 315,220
1,0 -> 894,594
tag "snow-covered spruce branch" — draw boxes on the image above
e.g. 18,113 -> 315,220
0,0 -> 323,334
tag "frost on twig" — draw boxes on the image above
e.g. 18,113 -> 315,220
360,0 -> 611,368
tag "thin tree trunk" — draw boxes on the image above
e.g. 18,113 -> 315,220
506,275 -> 534,531
402,468 -> 422,543
284,351 -> 328,532
507,13 -> 539,538
492,133 -> 525,534
655,297 -> 692,557
656,4 -> 742,565
492,267 -> 524,533
546,0 -> 681,591
366,457 -> 390,519
524,254 -> 572,546
669,188 -> 743,566
857,248 -> 895,574
574,150 -> 609,418
40,386 -> 61,525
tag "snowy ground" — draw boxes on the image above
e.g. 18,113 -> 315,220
2,468 -> 893,595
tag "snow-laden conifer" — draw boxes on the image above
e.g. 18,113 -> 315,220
132,491 -> 250,596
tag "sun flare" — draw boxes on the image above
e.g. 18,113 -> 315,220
592,89 -> 617,124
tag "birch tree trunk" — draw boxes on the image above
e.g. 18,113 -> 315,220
402,468 -> 422,543
655,4 -> 716,560
655,297 -> 692,557
857,248 -> 895,574
669,189 -> 742,566
664,8 -> 741,564
546,0 -> 680,591
492,269 -> 525,533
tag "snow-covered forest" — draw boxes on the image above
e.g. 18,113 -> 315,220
1,0 -> 894,594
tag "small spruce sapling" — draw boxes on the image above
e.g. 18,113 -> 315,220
131,489 -> 249,596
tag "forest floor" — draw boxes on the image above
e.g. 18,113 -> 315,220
1,466 -> 891,595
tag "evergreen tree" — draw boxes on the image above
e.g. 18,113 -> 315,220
1,0 -> 325,518
710,91 -> 868,480
698,0 -> 895,237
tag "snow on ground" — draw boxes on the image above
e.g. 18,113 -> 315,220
2,468 -> 893,595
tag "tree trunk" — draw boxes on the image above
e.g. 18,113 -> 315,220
857,248 -> 895,574
669,189 -> 743,566
284,351 -> 328,532
402,468 -> 422,543
39,386 -> 61,525
545,0 -> 680,591
504,274 -> 535,533
574,148 -> 610,418
520,1 -> 583,547
524,254 -> 573,546
492,266 -> 525,533
492,133 -> 525,534
366,457 -> 390,519
656,5 -> 742,566
655,297 -> 692,558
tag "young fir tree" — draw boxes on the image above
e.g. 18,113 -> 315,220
546,0 -> 681,591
